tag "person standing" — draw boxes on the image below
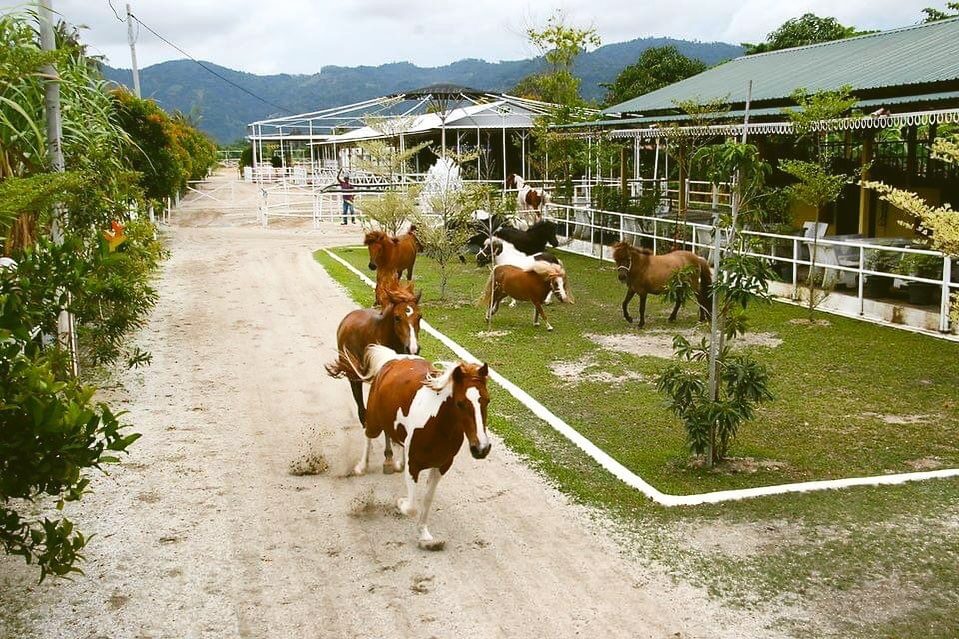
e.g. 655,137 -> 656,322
338,169 -> 356,225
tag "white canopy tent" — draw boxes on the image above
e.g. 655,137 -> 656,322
246,85 -> 579,183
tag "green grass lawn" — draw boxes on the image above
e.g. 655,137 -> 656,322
320,246 -> 959,495
317,246 -> 959,637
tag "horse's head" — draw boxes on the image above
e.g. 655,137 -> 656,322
547,268 -> 573,304
385,283 -> 422,355
612,242 -> 651,283
364,231 -> 389,271
531,263 -> 573,304
505,173 -> 518,190
475,239 -> 503,266
451,362 -> 491,459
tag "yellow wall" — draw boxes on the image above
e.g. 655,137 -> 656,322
789,201 -> 836,235
787,187 -> 941,239
872,186 -> 940,239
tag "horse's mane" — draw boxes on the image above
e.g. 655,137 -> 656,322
612,241 -> 651,261
382,284 -> 417,307
425,362 -> 459,392
529,261 -> 565,279
528,219 -> 555,231
364,230 -> 387,245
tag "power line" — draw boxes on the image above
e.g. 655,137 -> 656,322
121,9 -> 295,115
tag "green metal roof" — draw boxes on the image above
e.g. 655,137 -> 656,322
603,17 -> 959,116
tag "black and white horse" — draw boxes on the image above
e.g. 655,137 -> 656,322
494,220 -> 560,255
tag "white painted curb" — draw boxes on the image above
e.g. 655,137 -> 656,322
322,249 -> 959,507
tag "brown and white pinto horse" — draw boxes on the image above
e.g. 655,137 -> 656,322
356,345 -> 491,549
611,241 -> 712,328
505,174 -> 549,219
326,284 -> 422,473
481,262 -> 572,331
365,226 -> 421,281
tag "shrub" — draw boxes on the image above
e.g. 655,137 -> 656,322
0,272 -> 140,580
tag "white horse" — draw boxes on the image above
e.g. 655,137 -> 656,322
506,174 -> 550,220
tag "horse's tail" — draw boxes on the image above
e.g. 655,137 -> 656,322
325,348 -> 361,381
698,257 -> 713,318
407,225 -> 423,251
362,344 -> 401,381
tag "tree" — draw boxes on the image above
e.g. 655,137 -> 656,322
743,14 -> 859,55
355,115 -> 431,183
922,2 -> 959,21
521,13 -> 600,200
657,140 -> 775,466
411,155 -> 484,299
780,87 -> 858,318
602,46 -> 707,107
521,10 -> 600,106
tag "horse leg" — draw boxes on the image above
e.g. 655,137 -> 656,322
350,381 -> 366,426
535,302 -> 553,331
354,433 -> 374,476
416,468 -> 444,550
638,293 -> 647,329
668,296 -> 682,322
382,434 -> 396,474
397,464 -> 418,517
622,289 -> 635,323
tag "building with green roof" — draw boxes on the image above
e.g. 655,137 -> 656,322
574,17 -> 959,240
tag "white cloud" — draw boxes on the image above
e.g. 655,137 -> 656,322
43,0 -> 939,74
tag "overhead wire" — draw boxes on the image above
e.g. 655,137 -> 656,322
106,2 -> 295,115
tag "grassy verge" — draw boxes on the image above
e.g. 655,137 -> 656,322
316,247 -> 959,638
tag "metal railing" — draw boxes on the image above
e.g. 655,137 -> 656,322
544,202 -> 957,334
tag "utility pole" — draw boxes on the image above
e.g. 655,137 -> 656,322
126,3 -> 141,97
38,0 -> 78,375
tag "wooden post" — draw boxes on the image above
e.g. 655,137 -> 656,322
619,145 -> 627,209
906,125 -> 917,186
858,129 -> 875,235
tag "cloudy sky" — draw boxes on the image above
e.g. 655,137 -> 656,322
48,0 -> 939,74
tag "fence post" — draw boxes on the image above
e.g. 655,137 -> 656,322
312,193 -> 320,229
260,189 -> 269,227
941,255 -> 953,333
652,219 -> 658,254
792,238 -> 799,298
858,245 -> 866,315
589,209 -> 595,256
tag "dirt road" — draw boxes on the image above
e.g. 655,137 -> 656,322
1,186 -> 778,638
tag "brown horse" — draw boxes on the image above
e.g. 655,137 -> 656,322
355,344 -> 491,549
325,284 -> 422,473
480,262 -> 572,331
365,226 -> 420,280
373,270 -> 401,308
611,241 -> 712,328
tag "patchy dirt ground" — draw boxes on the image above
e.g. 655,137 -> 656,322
0,176 -> 788,638
587,329 -> 783,360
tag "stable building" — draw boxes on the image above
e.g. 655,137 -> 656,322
591,16 -> 959,238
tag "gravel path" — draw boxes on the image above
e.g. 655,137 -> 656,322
0,177 -> 781,638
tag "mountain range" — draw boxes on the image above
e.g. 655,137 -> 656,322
102,38 -> 743,143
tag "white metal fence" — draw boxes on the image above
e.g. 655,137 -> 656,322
544,202 -> 957,334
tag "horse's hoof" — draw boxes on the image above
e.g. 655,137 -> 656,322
353,464 -> 367,476
397,498 -> 415,516
668,317 -> 677,323
418,539 -> 446,551
546,325 -> 554,332
383,461 -> 395,475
